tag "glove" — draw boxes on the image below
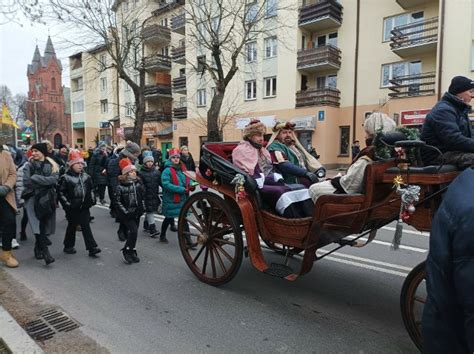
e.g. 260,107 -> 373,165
0,185 -> 11,197
305,172 -> 319,184
189,185 -> 196,192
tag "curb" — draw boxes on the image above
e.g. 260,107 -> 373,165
0,305 -> 43,353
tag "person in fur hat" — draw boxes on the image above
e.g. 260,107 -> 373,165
232,120 -> 313,218
115,158 -> 145,264
138,151 -> 161,237
58,150 -> 101,257
267,121 -> 322,186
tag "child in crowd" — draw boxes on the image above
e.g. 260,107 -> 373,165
138,151 -> 161,237
160,148 -> 197,249
116,158 -> 145,264
58,150 -> 101,257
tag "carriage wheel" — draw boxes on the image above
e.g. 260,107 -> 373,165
178,192 -> 244,286
400,261 -> 426,351
262,240 -> 304,256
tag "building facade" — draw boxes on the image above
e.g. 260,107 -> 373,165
27,36 -> 72,146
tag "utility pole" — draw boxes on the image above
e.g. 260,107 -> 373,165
26,98 -> 43,143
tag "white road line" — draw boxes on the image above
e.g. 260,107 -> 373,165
345,236 -> 427,253
318,250 -> 414,271
382,226 -> 430,237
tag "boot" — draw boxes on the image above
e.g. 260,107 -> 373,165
149,224 -> 160,238
63,247 -> 77,254
20,230 -> 27,241
170,220 -> 178,232
143,219 -> 149,233
42,248 -> 55,265
130,249 -> 140,263
45,236 -> 52,246
122,248 -> 133,264
185,235 -> 197,250
0,251 -> 19,268
34,244 -> 44,259
88,247 -> 101,257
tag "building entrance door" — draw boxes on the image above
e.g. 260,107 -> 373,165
297,131 -> 312,151
161,142 -> 172,161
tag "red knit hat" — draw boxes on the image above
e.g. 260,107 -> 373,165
68,150 -> 85,167
168,148 -> 181,159
119,158 -> 136,175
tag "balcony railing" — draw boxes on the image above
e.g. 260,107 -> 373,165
172,76 -> 186,92
171,13 -> 185,34
388,71 -> 436,98
142,24 -> 171,45
297,45 -> 341,72
152,0 -> 185,16
390,17 -> 438,55
173,107 -> 187,119
144,110 -> 172,122
171,46 -> 186,64
299,0 -> 343,31
144,55 -> 172,72
296,87 -> 340,108
144,84 -> 172,99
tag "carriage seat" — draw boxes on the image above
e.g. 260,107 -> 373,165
384,164 -> 458,174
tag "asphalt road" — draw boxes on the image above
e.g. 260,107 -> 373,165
5,201 -> 426,353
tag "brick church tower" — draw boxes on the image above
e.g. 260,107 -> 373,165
27,36 -> 71,146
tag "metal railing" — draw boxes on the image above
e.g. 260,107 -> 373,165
296,87 -> 340,107
173,107 -> 187,119
142,24 -> 171,43
171,12 -> 185,31
144,84 -> 172,97
388,71 -> 436,98
297,45 -> 341,69
172,76 -> 186,91
144,110 -> 172,122
171,46 -> 185,61
390,17 -> 438,50
299,0 -> 343,27
143,55 -> 172,71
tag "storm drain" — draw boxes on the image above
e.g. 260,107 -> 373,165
0,338 -> 13,354
24,308 -> 81,341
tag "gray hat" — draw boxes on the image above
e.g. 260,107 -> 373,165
121,141 -> 140,161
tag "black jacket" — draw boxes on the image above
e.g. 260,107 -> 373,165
422,168 -> 474,353
58,170 -> 95,211
421,92 -> 474,164
180,153 -> 196,171
115,175 -> 145,220
88,149 -> 108,186
138,165 -> 161,212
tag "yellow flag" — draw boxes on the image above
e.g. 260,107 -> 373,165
0,103 -> 20,129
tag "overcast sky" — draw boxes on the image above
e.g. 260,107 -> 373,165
0,16 -> 71,96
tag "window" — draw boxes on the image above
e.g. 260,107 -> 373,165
51,77 -> 56,90
160,18 -> 168,27
266,0 -> 277,17
197,22 -> 206,40
264,77 -> 277,98
314,32 -> 337,48
264,37 -> 277,58
316,75 -> 337,89
246,41 -> 257,63
161,46 -> 169,57
197,89 -> 206,106
246,2 -> 258,23
125,103 -> 134,116
73,100 -> 84,113
381,60 -> 421,87
383,11 -> 423,41
339,126 -> 350,156
100,99 -> 108,113
179,96 -> 187,108
211,16 -> 220,36
134,73 -> 140,84
123,0 -> 128,12
179,137 -> 189,147
100,54 -> 107,69
245,80 -> 257,100
197,55 -> 206,74
100,77 -> 107,91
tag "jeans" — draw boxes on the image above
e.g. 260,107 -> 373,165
0,198 -> 16,251
122,217 -> 140,250
64,208 -> 98,250
95,184 -> 107,201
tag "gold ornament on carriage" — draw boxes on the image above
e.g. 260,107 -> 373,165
231,174 -> 247,201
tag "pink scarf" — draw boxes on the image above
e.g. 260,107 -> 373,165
232,140 -> 271,176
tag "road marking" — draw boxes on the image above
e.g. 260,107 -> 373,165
382,226 -> 430,237
318,250 -> 414,271
345,236 -> 427,253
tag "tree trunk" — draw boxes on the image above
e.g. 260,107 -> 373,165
130,89 -> 146,143
207,91 -> 225,142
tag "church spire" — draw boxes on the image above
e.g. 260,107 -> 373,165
32,45 -> 41,63
44,35 -> 56,56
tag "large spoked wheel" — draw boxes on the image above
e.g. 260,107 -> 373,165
178,192 -> 244,286
400,260 -> 426,352
262,240 -> 304,256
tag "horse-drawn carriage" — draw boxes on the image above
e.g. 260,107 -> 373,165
176,138 -> 460,351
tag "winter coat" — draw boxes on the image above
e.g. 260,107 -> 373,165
22,157 -> 59,235
422,168 -> 474,353
180,153 -> 196,172
88,149 -> 108,186
0,150 -> 17,212
161,160 -> 190,218
58,170 -> 96,212
138,165 -> 161,212
15,161 -> 27,208
421,92 -> 474,164
106,155 -> 125,206
115,175 -> 145,221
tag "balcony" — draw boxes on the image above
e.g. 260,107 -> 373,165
173,107 -> 187,119
388,71 -> 436,99
144,55 -> 172,72
171,46 -> 186,64
396,0 -> 436,9
144,84 -> 172,100
171,12 -> 185,34
142,24 -> 171,46
297,45 -> 341,73
144,110 -> 172,122
299,0 -> 343,32
390,17 -> 438,57
172,76 -> 186,93
152,0 -> 185,16
295,87 -> 340,108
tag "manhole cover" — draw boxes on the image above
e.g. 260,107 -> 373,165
0,338 -> 13,354
24,308 -> 81,341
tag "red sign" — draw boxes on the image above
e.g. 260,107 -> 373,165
400,109 -> 431,126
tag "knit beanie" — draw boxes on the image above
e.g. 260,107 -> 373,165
168,148 -> 181,159
121,140 -> 141,160
143,150 -> 154,164
243,119 -> 266,139
448,76 -> 474,95
68,149 -> 85,167
31,143 -> 48,157
119,158 -> 136,175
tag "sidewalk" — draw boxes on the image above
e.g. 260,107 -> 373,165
0,305 -> 43,353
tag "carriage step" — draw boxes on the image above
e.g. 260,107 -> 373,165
338,239 -> 359,247
263,263 -> 294,278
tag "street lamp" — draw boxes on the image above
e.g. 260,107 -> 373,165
26,98 -> 43,143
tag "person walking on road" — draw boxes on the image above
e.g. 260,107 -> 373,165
115,158 -> 145,264
138,151 -> 161,237
58,150 -> 101,257
0,145 -> 19,268
160,148 -> 197,248
88,143 -> 109,204
22,143 -> 59,265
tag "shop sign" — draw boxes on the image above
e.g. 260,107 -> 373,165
318,110 -> 325,121
291,115 -> 316,130
400,109 -> 431,126
235,115 -> 276,129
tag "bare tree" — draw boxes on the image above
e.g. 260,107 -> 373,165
0,0 -> 43,25
185,0 -> 293,141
